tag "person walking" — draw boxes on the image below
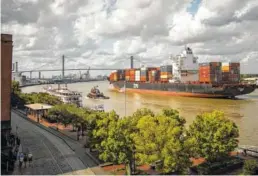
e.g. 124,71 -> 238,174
24,154 -> 28,168
28,153 -> 33,166
18,152 -> 24,169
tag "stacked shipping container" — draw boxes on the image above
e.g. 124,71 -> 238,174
221,62 -> 240,83
129,69 -> 135,81
160,65 -> 173,82
135,70 -> 140,81
109,71 -> 118,81
148,68 -> 160,82
117,70 -> 125,81
125,69 -> 130,81
140,67 -> 148,82
109,61 -> 241,85
199,62 -> 222,83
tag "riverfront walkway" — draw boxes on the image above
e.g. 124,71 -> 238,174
11,111 -> 108,175
25,111 -> 101,162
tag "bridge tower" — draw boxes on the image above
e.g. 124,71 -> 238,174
39,71 -> 41,79
15,62 -> 18,72
62,55 -> 65,80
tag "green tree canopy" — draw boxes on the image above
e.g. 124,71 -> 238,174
92,111 -> 119,152
99,115 -> 137,174
11,81 -> 21,94
133,108 -> 191,174
187,110 -> 239,162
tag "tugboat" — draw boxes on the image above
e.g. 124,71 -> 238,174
87,86 -> 110,99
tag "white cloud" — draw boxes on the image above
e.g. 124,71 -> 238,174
1,0 -> 258,75
2,22 -> 38,36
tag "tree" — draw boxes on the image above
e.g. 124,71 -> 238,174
133,108 -> 191,174
243,159 -> 258,175
11,81 -> 21,94
187,110 -> 239,162
11,81 -> 24,107
92,111 -> 119,153
99,116 -> 137,175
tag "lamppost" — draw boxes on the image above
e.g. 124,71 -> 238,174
132,146 -> 136,174
15,125 -> 18,146
124,80 -> 126,117
16,125 -> 18,137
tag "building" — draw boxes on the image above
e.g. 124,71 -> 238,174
1,34 -> 12,131
12,72 -> 26,86
1,34 -> 15,174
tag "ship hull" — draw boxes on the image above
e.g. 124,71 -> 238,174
109,81 -> 256,98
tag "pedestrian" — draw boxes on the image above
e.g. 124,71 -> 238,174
28,152 -> 33,166
24,154 -> 28,168
19,152 -> 24,169
17,138 -> 20,146
244,149 -> 247,156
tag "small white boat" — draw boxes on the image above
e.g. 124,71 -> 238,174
90,104 -> 105,111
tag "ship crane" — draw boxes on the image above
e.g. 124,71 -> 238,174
79,67 -> 90,80
86,66 -> 90,79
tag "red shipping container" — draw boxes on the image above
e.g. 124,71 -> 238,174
129,76 -> 135,81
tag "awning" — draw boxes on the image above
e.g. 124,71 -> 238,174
24,103 -> 53,110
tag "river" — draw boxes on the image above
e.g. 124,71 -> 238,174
22,81 -> 258,146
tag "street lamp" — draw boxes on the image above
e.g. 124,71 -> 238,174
124,80 -> 126,117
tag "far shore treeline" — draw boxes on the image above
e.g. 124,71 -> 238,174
12,81 -> 254,175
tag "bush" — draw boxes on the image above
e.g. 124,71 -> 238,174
192,157 -> 243,174
243,159 -> 258,175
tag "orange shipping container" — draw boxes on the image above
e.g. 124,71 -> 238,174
160,78 -> 169,82
222,66 -> 230,72
140,76 -> 147,82
125,70 -> 130,76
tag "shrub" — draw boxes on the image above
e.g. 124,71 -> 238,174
243,159 -> 258,175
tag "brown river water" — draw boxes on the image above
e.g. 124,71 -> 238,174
22,81 -> 258,146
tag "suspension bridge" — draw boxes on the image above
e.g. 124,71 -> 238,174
11,55 -> 150,87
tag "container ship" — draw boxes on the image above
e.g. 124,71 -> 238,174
108,47 -> 256,98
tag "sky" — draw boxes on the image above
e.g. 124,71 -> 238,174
1,0 -> 258,77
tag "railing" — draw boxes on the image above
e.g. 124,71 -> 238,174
238,145 -> 258,157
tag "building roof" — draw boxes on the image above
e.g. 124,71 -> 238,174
25,103 -> 53,110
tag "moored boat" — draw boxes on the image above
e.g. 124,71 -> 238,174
43,84 -> 83,106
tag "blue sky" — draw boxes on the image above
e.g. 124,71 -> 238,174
187,0 -> 201,16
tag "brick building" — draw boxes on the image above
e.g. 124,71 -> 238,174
1,33 -> 12,129
1,33 -> 14,174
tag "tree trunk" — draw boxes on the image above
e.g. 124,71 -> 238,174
72,124 -> 75,132
81,124 -> 84,136
84,126 -> 88,146
126,162 -> 132,175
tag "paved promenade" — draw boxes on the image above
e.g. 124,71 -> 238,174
11,111 -> 106,175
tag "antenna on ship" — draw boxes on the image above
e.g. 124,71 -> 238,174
130,56 -> 134,69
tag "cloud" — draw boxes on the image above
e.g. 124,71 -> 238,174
1,0 -> 258,76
